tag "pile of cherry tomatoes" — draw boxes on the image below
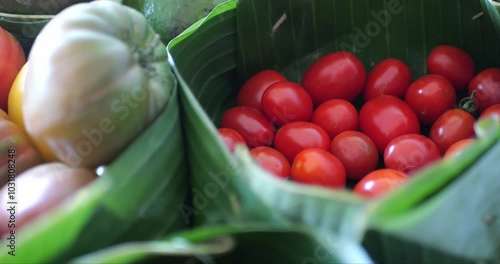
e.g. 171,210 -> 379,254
217,45 -> 500,199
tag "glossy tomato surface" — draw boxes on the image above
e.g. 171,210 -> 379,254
291,148 -> 346,189
330,131 -> 378,180
427,45 -> 476,91
384,134 -> 441,175
311,99 -> 358,139
0,27 -> 26,112
404,74 -> 456,126
250,146 -> 290,179
261,81 -> 313,126
237,70 -> 287,112
364,58 -> 412,102
220,106 -> 275,149
217,128 -> 246,153
444,138 -> 476,159
359,95 -> 420,154
274,122 -> 330,163
302,51 -> 366,105
468,68 -> 500,112
353,169 -> 409,199
429,108 -> 475,155
479,104 -> 500,122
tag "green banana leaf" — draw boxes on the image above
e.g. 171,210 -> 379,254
480,0 -> 500,41
70,225 -> 373,264
0,74 -> 188,263
0,12 -> 52,55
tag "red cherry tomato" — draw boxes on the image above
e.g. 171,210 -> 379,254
427,45 -> 476,91
429,108 -> 475,155
444,138 -> 476,159
353,169 -> 409,199
250,146 -> 290,179
302,51 -> 366,105
384,134 -> 441,175
404,75 -> 457,126
359,95 -> 420,154
330,131 -> 378,180
291,148 -> 346,189
479,104 -> 500,122
220,106 -> 275,149
217,128 -> 246,153
311,99 -> 358,139
237,70 -> 287,112
261,81 -> 313,126
274,122 -> 330,163
468,68 -> 500,112
364,58 -> 412,102
0,27 -> 26,112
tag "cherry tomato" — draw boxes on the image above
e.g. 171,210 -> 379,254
384,134 -> 441,175
220,106 -> 275,149
330,131 -> 378,180
237,70 -> 287,112
0,27 -> 26,112
444,138 -> 476,159
291,148 -> 346,189
468,68 -> 500,112
310,99 -> 358,139
427,45 -> 475,91
261,81 -> 313,126
359,95 -> 420,154
479,104 -> 500,122
302,51 -> 366,105
429,108 -> 475,155
250,146 -> 290,179
217,128 -> 246,153
274,122 -> 330,163
404,75 -> 456,126
353,169 -> 409,199
363,58 -> 412,102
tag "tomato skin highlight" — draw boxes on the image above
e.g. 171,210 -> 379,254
237,70 -> 287,112
429,108 -> 475,155
0,27 -> 26,112
301,51 -> 366,105
444,138 -> 476,159
359,95 -> 420,154
250,146 -> 290,179
353,169 -> 409,199
384,134 -> 441,175
427,45 -> 476,91
364,58 -> 412,102
311,99 -> 358,139
468,68 -> 500,112
261,81 -> 313,126
404,74 -> 457,126
220,106 -> 275,149
330,131 -> 378,180
291,148 -> 346,189
274,121 -> 330,163
217,128 -> 246,153
479,104 -> 500,122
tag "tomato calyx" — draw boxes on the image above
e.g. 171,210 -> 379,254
458,90 -> 477,116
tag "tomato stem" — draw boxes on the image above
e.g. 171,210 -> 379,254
458,90 -> 477,116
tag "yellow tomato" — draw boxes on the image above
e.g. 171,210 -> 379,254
8,63 -> 59,162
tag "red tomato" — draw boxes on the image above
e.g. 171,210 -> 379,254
301,51 -> 366,105
250,146 -> 290,179
444,138 -> 476,159
468,68 -> 500,112
384,134 -> 441,175
427,45 -> 476,91
359,95 -> 420,154
237,70 -> 287,112
479,104 -> 500,122
429,108 -> 475,155
363,58 -> 412,102
404,75 -> 457,126
261,81 -> 313,126
220,106 -> 275,149
274,122 -> 330,163
291,148 -> 346,189
330,131 -> 378,180
353,169 -> 409,199
311,99 -> 358,139
0,27 -> 26,112
217,128 -> 246,153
